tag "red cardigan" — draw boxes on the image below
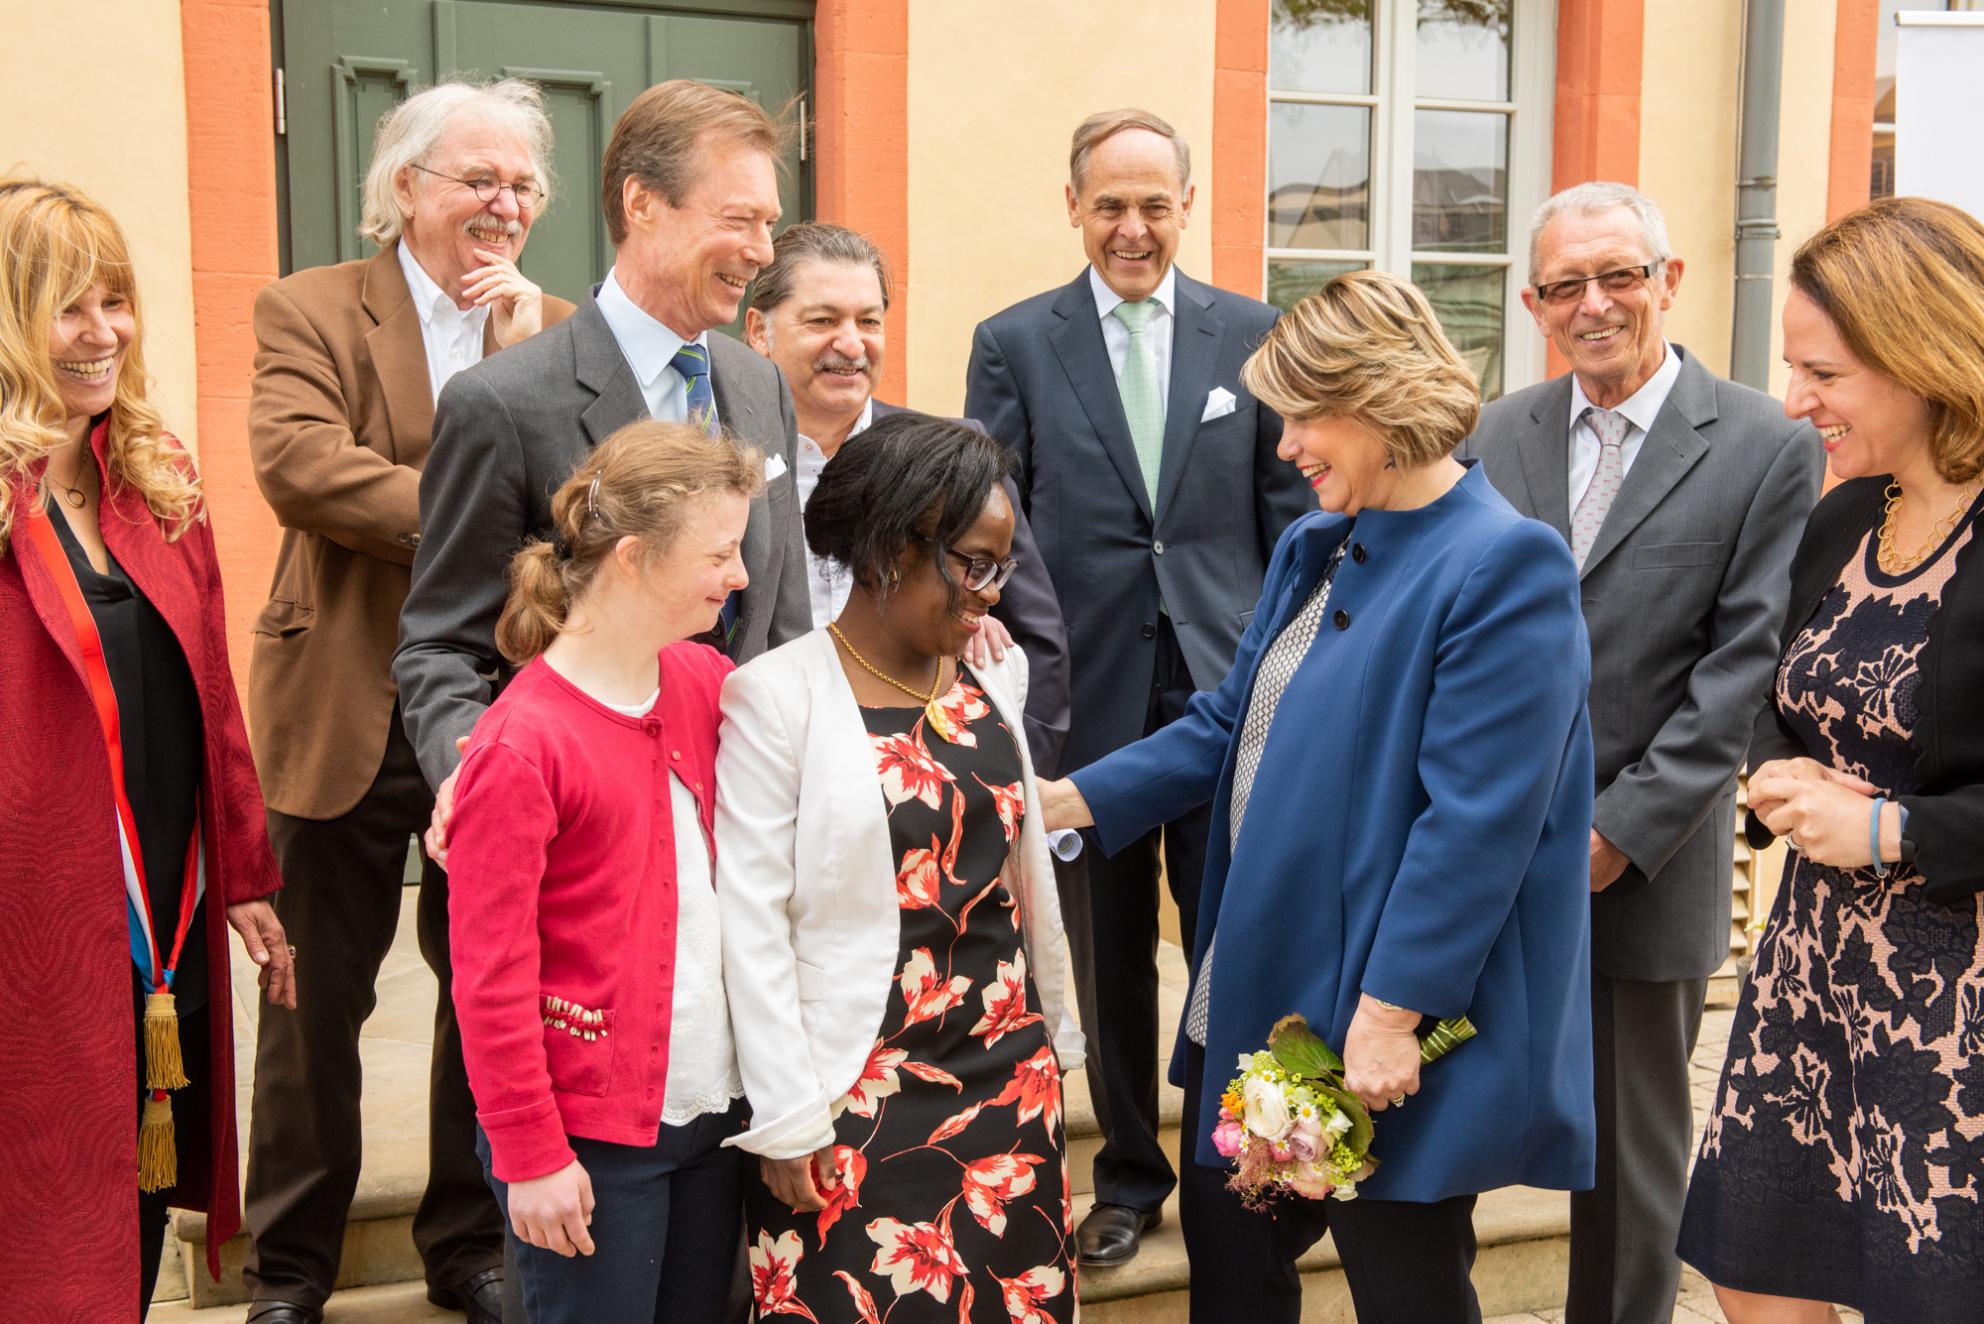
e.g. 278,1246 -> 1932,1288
448,644 -> 728,1182
0,420 -> 282,1314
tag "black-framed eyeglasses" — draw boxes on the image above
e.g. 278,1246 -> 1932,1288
916,536 -> 1018,592
411,164 -> 543,210
1534,263 -> 1660,306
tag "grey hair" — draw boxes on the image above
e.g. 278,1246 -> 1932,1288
1527,181 -> 1671,284
749,222 -> 892,317
1069,108 -> 1192,196
359,79 -> 556,245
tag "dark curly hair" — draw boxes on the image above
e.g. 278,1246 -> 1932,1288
804,412 -> 1011,610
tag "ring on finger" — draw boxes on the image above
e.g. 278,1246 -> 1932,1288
1389,1095 -> 1406,1108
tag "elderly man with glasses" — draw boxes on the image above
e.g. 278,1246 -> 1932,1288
1460,181 -> 1822,1324
239,79 -> 573,1324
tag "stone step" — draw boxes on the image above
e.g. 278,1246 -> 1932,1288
151,1278 -> 452,1322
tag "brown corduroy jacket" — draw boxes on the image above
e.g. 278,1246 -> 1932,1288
247,243 -> 574,819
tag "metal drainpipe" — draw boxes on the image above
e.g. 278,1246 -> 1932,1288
1731,0 -> 1787,390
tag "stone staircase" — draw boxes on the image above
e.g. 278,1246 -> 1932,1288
153,896 -> 1581,1321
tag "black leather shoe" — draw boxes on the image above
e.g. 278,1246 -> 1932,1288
429,1266 -> 505,1324
1075,1202 -> 1163,1266
244,1304 -> 319,1324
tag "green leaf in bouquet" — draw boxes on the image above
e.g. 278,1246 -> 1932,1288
1314,1082 -> 1374,1159
1268,1013 -> 1344,1078
1418,1016 -> 1478,1065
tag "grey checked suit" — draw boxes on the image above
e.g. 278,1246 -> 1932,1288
395,296 -> 810,787
1464,345 -> 1821,1324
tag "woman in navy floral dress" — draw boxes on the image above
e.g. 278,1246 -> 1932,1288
1678,198 -> 1984,1323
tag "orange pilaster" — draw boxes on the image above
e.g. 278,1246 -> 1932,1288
1212,0 -> 1270,298
1827,0 -> 1878,221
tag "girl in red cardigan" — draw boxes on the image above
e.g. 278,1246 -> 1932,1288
446,419 -> 762,1322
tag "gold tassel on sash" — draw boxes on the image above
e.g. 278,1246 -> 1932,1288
143,989 -> 190,1090
138,1092 -> 177,1192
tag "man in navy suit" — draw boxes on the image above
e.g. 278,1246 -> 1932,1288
965,108 -> 1311,1265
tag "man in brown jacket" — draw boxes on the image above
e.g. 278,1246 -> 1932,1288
240,80 -> 574,1324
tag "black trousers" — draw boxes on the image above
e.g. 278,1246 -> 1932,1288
1063,617 -> 1211,1214
1179,1039 -> 1483,1324
242,708 -> 502,1310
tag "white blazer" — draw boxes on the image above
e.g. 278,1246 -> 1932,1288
716,627 -> 1084,1160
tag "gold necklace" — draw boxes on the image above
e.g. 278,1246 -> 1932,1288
827,622 -> 957,742
42,457 -> 90,510
1877,479 -> 1982,574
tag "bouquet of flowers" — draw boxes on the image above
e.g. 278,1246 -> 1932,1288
1211,1012 -> 1476,1206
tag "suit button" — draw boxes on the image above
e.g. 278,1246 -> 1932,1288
1141,623 -> 1156,639
1333,609 -> 1351,630
1351,543 -> 1367,564
1152,540 -> 1165,555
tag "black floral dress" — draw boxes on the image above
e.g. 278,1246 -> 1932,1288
1678,501 -> 1984,1320
747,670 -> 1076,1324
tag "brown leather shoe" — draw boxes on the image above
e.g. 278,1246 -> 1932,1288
1075,1202 -> 1163,1266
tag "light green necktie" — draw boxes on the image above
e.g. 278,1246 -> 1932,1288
1111,298 -> 1165,503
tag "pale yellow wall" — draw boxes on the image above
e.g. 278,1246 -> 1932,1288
904,0 -> 1218,414
1771,0 -> 1838,400
0,0 -> 199,448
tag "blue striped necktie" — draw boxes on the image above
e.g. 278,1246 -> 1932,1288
670,342 -> 740,642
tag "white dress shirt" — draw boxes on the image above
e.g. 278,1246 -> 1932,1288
795,399 -> 872,627
1567,343 -> 1683,508
397,241 -> 489,404
601,688 -> 744,1126
595,267 -> 721,428
1090,264 -> 1177,400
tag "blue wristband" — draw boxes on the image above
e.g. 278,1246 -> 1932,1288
1870,796 -> 1889,879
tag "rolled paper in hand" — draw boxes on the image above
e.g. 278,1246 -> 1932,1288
1047,829 -> 1084,862
1419,1016 -> 1478,1065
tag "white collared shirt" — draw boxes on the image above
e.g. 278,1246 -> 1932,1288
1567,343 -> 1683,509
795,399 -> 873,627
1090,265 -> 1177,401
397,241 -> 490,404
595,267 -> 721,428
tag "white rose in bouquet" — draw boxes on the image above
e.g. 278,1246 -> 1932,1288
1242,1077 -> 1294,1142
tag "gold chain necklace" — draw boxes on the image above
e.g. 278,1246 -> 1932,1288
828,623 -> 958,741
1877,479 -> 1982,574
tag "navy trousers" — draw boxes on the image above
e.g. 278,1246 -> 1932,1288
478,1100 -> 746,1324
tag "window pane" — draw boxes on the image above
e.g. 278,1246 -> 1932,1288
1267,259 -> 1368,312
1416,0 -> 1512,103
1412,109 -> 1508,253
1413,262 -> 1505,399
1269,103 -> 1372,250
1269,0 -> 1374,96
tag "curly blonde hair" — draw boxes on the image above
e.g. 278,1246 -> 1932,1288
1242,270 -> 1481,467
0,178 -> 200,551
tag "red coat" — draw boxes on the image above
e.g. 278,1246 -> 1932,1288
0,420 -> 281,1315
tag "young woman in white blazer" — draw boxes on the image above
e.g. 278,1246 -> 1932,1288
716,413 -> 1083,1322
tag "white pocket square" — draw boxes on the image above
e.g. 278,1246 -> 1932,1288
1201,387 -> 1238,423
765,454 -> 789,481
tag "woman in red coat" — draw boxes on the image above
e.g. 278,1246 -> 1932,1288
0,179 -> 296,1319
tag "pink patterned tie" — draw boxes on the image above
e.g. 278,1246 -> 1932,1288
1571,407 -> 1628,568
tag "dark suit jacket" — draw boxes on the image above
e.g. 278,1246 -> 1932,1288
870,399 -> 1072,774
246,244 -> 574,818
1746,477 -> 1984,903
1463,346 -> 1823,980
964,268 -> 1311,771
394,296 -> 810,788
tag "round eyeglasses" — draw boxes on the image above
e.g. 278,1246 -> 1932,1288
411,164 -> 543,210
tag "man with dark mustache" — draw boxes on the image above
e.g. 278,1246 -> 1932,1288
744,221 -> 1071,774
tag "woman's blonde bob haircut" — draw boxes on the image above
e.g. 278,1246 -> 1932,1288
1789,195 -> 1984,484
0,178 -> 199,550
1241,271 -> 1481,468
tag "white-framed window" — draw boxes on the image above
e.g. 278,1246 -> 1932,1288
1265,0 -> 1555,397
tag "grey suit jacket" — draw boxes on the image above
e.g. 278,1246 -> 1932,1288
869,401 -> 1073,775
965,268 -> 1311,771
1462,346 -> 1822,980
394,296 -> 810,787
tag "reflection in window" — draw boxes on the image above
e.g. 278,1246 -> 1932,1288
1267,259 -> 1368,312
1413,262 -> 1504,397
1270,0 -> 1375,97
1416,0 -> 1512,103
1268,104 -> 1372,250
1413,110 -> 1508,252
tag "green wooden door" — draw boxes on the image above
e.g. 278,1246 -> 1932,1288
276,0 -> 813,313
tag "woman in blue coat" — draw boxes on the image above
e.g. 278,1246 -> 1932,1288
1041,272 -> 1596,1322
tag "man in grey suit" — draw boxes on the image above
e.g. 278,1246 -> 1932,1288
965,108 -> 1311,1265
1463,182 -> 1822,1324
395,79 -> 810,797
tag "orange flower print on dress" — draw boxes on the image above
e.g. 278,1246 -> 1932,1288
896,836 -> 944,909
974,773 -> 1026,845
865,1216 -> 969,1304
815,1146 -> 867,1246
872,729 -> 955,810
831,1270 -> 881,1324
970,950 -> 1043,1048
994,1265 -> 1068,1324
931,681 -> 992,748
995,1045 -> 1063,1135
960,1151 -> 1046,1236
750,1229 -> 820,1321
898,947 -> 971,1027
834,1043 -> 907,1120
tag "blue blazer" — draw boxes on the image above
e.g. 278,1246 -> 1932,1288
1070,464 -> 1598,1202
